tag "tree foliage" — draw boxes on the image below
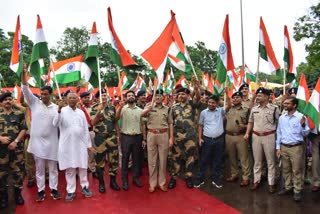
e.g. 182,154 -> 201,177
293,2 -> 320,84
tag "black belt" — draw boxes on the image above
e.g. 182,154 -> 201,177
121,133 -> 142,137
203,133 -> 224,141
281,143 -> 302,148
88,127 -> 93,132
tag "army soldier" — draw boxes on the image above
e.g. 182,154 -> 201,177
0,92 -> 27,208
225,91 -> 251,187
91,89 -> 120,192
141,89 -> 173,193
244,87 -> 280,193
168,78 -> 200,189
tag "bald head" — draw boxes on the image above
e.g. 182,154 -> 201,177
67,92 -> 79,109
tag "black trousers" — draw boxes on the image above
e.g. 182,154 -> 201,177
121,134 -> 142,181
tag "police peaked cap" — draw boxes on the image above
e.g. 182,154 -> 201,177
239,83 -> 249,91
0,92 -> 12,102
232,91 -> 243,98
95,88 -> 107,98
176,87 -> 190,94
256,87 -> 270,96
288,87 -> 298,95
80,91 -> 91,98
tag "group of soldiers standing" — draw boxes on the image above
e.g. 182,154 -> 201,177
0,67 -> 319,208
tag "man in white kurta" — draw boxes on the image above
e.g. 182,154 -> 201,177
53,92 -> 94,201
21,67 -> 61,201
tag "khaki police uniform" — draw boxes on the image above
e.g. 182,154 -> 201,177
145,103 -> 173,188
225,105 -> 251,180
249,103 -> 279,185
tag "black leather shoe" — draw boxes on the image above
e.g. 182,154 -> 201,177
0,191 -> 8,209
186,177 -> 193,189
15,188 -> 24,205
293,192 -> 302,202
168,178 -> 176,189
123,181 -> 129,191
92,172 -> 99,179
133,178 -> 143,188
278,188 -> 293,196
110,176 -> 120,191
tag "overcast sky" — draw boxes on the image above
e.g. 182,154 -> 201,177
0,0 -> 317,75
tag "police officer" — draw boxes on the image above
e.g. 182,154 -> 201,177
141,89 -> 173,192
91,89 -> 120,192
0,92 -> 27,208
239,83 -> 251,108
168,78 -> 200,189
225,91 -> 251,187
244,87 -> 280,193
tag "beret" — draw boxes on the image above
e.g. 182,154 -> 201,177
136,90 -> 146,97
288,87 -> 298,95
0,92 -> 12,102
176,87 -> 190,94
95,88 -> 107,98
154,89 -> 164,95
80,91 -> 90,98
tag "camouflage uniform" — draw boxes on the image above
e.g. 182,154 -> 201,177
90,104 -> 118,176
170,101 -> 198,179
0,109 -> 26,191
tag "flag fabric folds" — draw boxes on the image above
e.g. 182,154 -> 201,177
216,15 -> 235,84
10,15 -> 23,77
30,15 -> 49,87
284,25 -> 297,82
84,22 -> 99,87
50,55 -> 82,84
259,17 -> 281,75
108,7 -> 137,67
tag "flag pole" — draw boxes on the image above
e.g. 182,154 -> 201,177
240,0 -> 245,69
116,66 -> 123,100
97,57 -> 102,103
256,52 -> 260,89
283,65 -> 286,95
49,57 -> 61,99
186,52 -> 198,80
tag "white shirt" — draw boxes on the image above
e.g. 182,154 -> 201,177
22,84 -> 59,161
53,106 -> 91,170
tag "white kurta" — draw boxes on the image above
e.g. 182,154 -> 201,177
22,84 -> 59,161
53,106 -> 91,170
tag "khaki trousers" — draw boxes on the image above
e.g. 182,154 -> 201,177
225,134 -> 251,180
88,131 -> 96,172
312,140 -> 320,186
281,144 -> 303,193
147,132 -> 169,187
252,133 -> 276,185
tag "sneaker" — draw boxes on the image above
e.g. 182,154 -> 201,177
212,180 -> 223,189
50,189 -> 61,200
36,190 -> 46,202
81,187 -> 93,198
65,193 -> 76,202
194,178 -> 204,188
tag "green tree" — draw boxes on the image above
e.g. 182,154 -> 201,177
293,2 -> 320,84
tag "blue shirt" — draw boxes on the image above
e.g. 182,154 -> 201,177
199,107 -> 225,138
276,111 -> 310,150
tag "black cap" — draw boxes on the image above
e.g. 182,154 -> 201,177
288,87 -> 298,95
136,90 -> 146,97
0,92 -> 12,102
176,87 -> 190,94
95,88 -> 107,98
232,91 -> 243,98
256,87 -> 270,96
154,89 -> 164,95
80,91 -> 90,98
239,83 -> 249,91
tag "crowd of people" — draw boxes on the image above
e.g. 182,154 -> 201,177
0,66 -> 319,209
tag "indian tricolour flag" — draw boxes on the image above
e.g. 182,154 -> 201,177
84,22 -> 99,87
176,75 -> 189,89
259,17 -> 281,75
10,15 -> 23,77
202,72 -> 209,89
141,12 -> 174,85
164,69 -> 175,94
108,7 -> 136,67
216,15 -> 235,84
30,15 -> 49,87
12,84 -> 21,103
284,25 -> 296,82
50,55 -> 82,84
297,73 -> 309,113
304,78 -> 320,131
118,72 -> 130,90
